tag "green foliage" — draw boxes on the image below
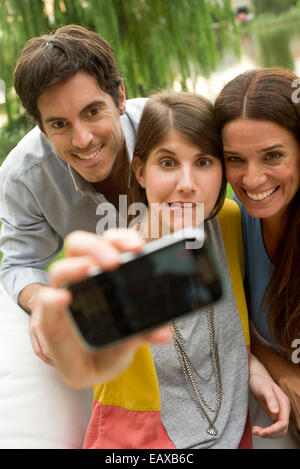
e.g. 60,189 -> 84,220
0,0 -> 238,164
0,0 -> 50,127
0,112 -> 34,163
256,25 -> 295,70
252,0 -> 297,15
226,184 -> 233,199
0,0 -> 237,113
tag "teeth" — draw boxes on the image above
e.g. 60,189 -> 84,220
169,203 -> 195,207
77,145 -> 103,160
247,187 -> 277,201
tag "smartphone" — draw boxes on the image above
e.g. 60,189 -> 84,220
65,228 -> 223,350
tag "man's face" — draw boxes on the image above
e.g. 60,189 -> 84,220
37,71 -> 126,183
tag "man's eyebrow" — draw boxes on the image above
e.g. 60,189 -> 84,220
80,100 -> 106,115
44,100 -> 106,124
44,115 -> 66,124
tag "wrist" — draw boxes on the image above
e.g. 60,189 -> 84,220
18,283 -> 50,314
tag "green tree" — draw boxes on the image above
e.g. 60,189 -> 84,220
252,0 -> 297,15
257,25 -> 294,70
0,0 -> 239,156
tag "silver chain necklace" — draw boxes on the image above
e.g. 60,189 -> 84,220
137,222 -> 222,435
171,307 -> 222,436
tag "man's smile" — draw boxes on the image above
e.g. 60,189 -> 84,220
72,143 -> 105,161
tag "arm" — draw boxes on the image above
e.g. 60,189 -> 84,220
33,229 -> 172,388
0,177 -> 64,303
251,324 -> 300,431
249,352 -> 290,438
0,175 -> 64,363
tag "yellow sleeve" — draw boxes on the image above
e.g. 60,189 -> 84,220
217,199 -> 250,346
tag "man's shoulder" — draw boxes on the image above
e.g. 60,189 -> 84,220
126,97 -> 148,113
125,97 -> 148,127
0,126 -> 61,182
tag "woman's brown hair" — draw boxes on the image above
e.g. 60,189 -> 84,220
214,68 -> 300,354
129,91 -> 227,220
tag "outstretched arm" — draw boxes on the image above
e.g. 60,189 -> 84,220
29,229 -> 172,388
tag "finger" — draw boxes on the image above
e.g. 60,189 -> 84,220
144,325 -> 173,344
49,256 -> 96,288
272,384 -> 291,425
264,392 -> 280,420
252,420 -> 288,439
65,231 -> 122,268
29,327 -> 55,366
102,228 -> 144,251
37,287 -> 72,335
65,230 -> 143,266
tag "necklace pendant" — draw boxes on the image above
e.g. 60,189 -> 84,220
207,426 -> 218,436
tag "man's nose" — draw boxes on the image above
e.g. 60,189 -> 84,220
71,123 -> 93,149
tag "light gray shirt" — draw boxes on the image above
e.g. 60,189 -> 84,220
0,98 -> 147,304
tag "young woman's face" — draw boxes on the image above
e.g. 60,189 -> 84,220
133,130 -> 223,235
222,118 -> 300,222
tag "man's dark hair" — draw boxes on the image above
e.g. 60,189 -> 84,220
14,24 -> 123,128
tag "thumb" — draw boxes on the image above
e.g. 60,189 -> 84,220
264,391 -> 280,420
37,287 -> 72,339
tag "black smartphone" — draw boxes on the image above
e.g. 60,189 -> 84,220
65,228 -> 223,350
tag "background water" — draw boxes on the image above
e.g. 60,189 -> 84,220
181,19 -> 300,101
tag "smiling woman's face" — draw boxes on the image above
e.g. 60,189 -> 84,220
222,118 -> 300,222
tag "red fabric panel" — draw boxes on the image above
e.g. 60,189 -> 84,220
84,401 -> 175,449
238,411 -> 253,449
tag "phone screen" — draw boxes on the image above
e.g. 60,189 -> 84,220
67,239 -> 222,349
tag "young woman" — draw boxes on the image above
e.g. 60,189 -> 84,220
214,68 -> 300,444
80,92 -> 289,449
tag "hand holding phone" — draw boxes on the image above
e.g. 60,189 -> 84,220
35,230 -> 173,388
66,228 -> 222,351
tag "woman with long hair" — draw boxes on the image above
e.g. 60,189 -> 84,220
214,68 -> 300,442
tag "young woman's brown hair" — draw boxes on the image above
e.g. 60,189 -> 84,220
214,68 -> 300,354
129,91 -> 227,220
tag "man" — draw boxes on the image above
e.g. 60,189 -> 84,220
0,24 -> 157,369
